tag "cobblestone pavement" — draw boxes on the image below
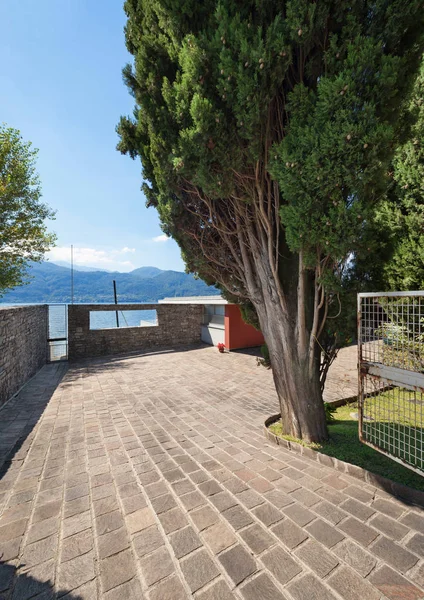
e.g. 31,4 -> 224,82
0,345 -> 423,600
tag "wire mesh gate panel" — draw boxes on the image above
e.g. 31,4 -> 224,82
47,304 -> 68,362
358,292 -> 424,475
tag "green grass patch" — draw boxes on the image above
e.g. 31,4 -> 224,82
269,401 -> 424,492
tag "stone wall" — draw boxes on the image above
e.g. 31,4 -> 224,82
0,305 -> 48,406
68,303 -> 203,360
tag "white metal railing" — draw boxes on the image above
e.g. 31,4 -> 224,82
358,292 -> 424,474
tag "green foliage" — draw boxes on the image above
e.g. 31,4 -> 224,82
324,402 -> 337,424
118,0 -> 424,294
382,62 -> 424,290
256,344 -> 271,369
0,125 -> 56,294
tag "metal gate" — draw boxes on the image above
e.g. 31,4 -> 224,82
47,304 -> 68,362
358,292 -> 424,474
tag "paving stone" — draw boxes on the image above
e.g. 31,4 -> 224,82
252,502 -> 283,526
172,479 -> 196,496
122,494 -> 147,515
369,513 -> 410,541
372,536 -> 419,573
144,481 -> 169,499
400,511 -> 424,534
406,533 -> 424,556
306,518 -> 345,548
262,545 -> 302,585
222,505 -> 253,530
339,517 -> 379,547
96,510 -> 125,536
218,544 -> 257,585
0,518 -> 28,542
181,549 -> 219,592
372,498 -> 406,519
98,527 -> 129,559
140,546 -> 174,586
151,493 -> 177,514
343,485 -> 374,504
241,573 -> 287,600
179,491 -> 205,511
340,498 -> 376,521
12,559 -> 55,599
236,489 -> 264,509
149,574 -> 188,600
101,548 -> 137,592
65,483 -> 89,502
62,512 -> 90,539
32,500 -> 61,523
295,539 -> 338,578
27,516 -> 60,543
191,506 -> 219,531
283,503 -> 315,527
329,566 -> 382,600
189,470 -> 210,484
209,491 -> 237,512
170,526 -> 201,559
288,573 -> 338,600
196,579 -> 233,600
198,480 -> 223,496
0,536 -> 22,561
335,539 -> 376,577
158,507 -> 188,533
313,500 -> 347,525
239,523 -> 274,555
133,525 -> 164,557
21,534 -> 58,568
290,487 -> 321,508
104,578 -> 144,600
58,551 -> 96,593
61,530 -> 94,563
64,496 -> 90,519
125,507 -> 155,534
201,521 -> 237,554
368,565 -> 423,600
249,477 -> 274,493
272,519 -> 308,549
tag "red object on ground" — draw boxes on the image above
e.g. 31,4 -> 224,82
224,304 -> 264,350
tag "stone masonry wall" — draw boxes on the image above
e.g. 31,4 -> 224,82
0,305 -> 48,406
68,303 -> 204,360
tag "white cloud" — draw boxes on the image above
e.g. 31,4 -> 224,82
152,234 -> 169,243
46,246 -> 135,270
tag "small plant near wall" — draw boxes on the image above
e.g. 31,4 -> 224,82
217,343 -> 225,353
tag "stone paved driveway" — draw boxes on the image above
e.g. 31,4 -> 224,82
0,345 -> 423,600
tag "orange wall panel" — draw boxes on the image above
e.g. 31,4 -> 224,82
225,305 -> 264,350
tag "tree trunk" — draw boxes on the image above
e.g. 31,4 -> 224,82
255,299 -> 328,442
248,243 -> 329,443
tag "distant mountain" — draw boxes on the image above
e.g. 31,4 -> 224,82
130,266 -> 163,278
0,262 -> 218,303
52,261 -> 110,273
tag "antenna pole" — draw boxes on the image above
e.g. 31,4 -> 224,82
71,245 -> 74,304
113,280 -> 119,327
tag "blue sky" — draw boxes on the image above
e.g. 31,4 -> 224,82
0,0 -> 185,272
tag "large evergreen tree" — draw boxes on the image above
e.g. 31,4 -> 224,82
118,0 -> 424,442
382,62 -> 424,290
0,125 -> 56,294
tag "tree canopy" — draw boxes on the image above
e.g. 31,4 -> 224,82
118,0 -> 424,441
0,125 -> 56,295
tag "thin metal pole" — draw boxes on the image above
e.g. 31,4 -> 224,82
113,280 -> 119,327
71,245 -> 74,305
